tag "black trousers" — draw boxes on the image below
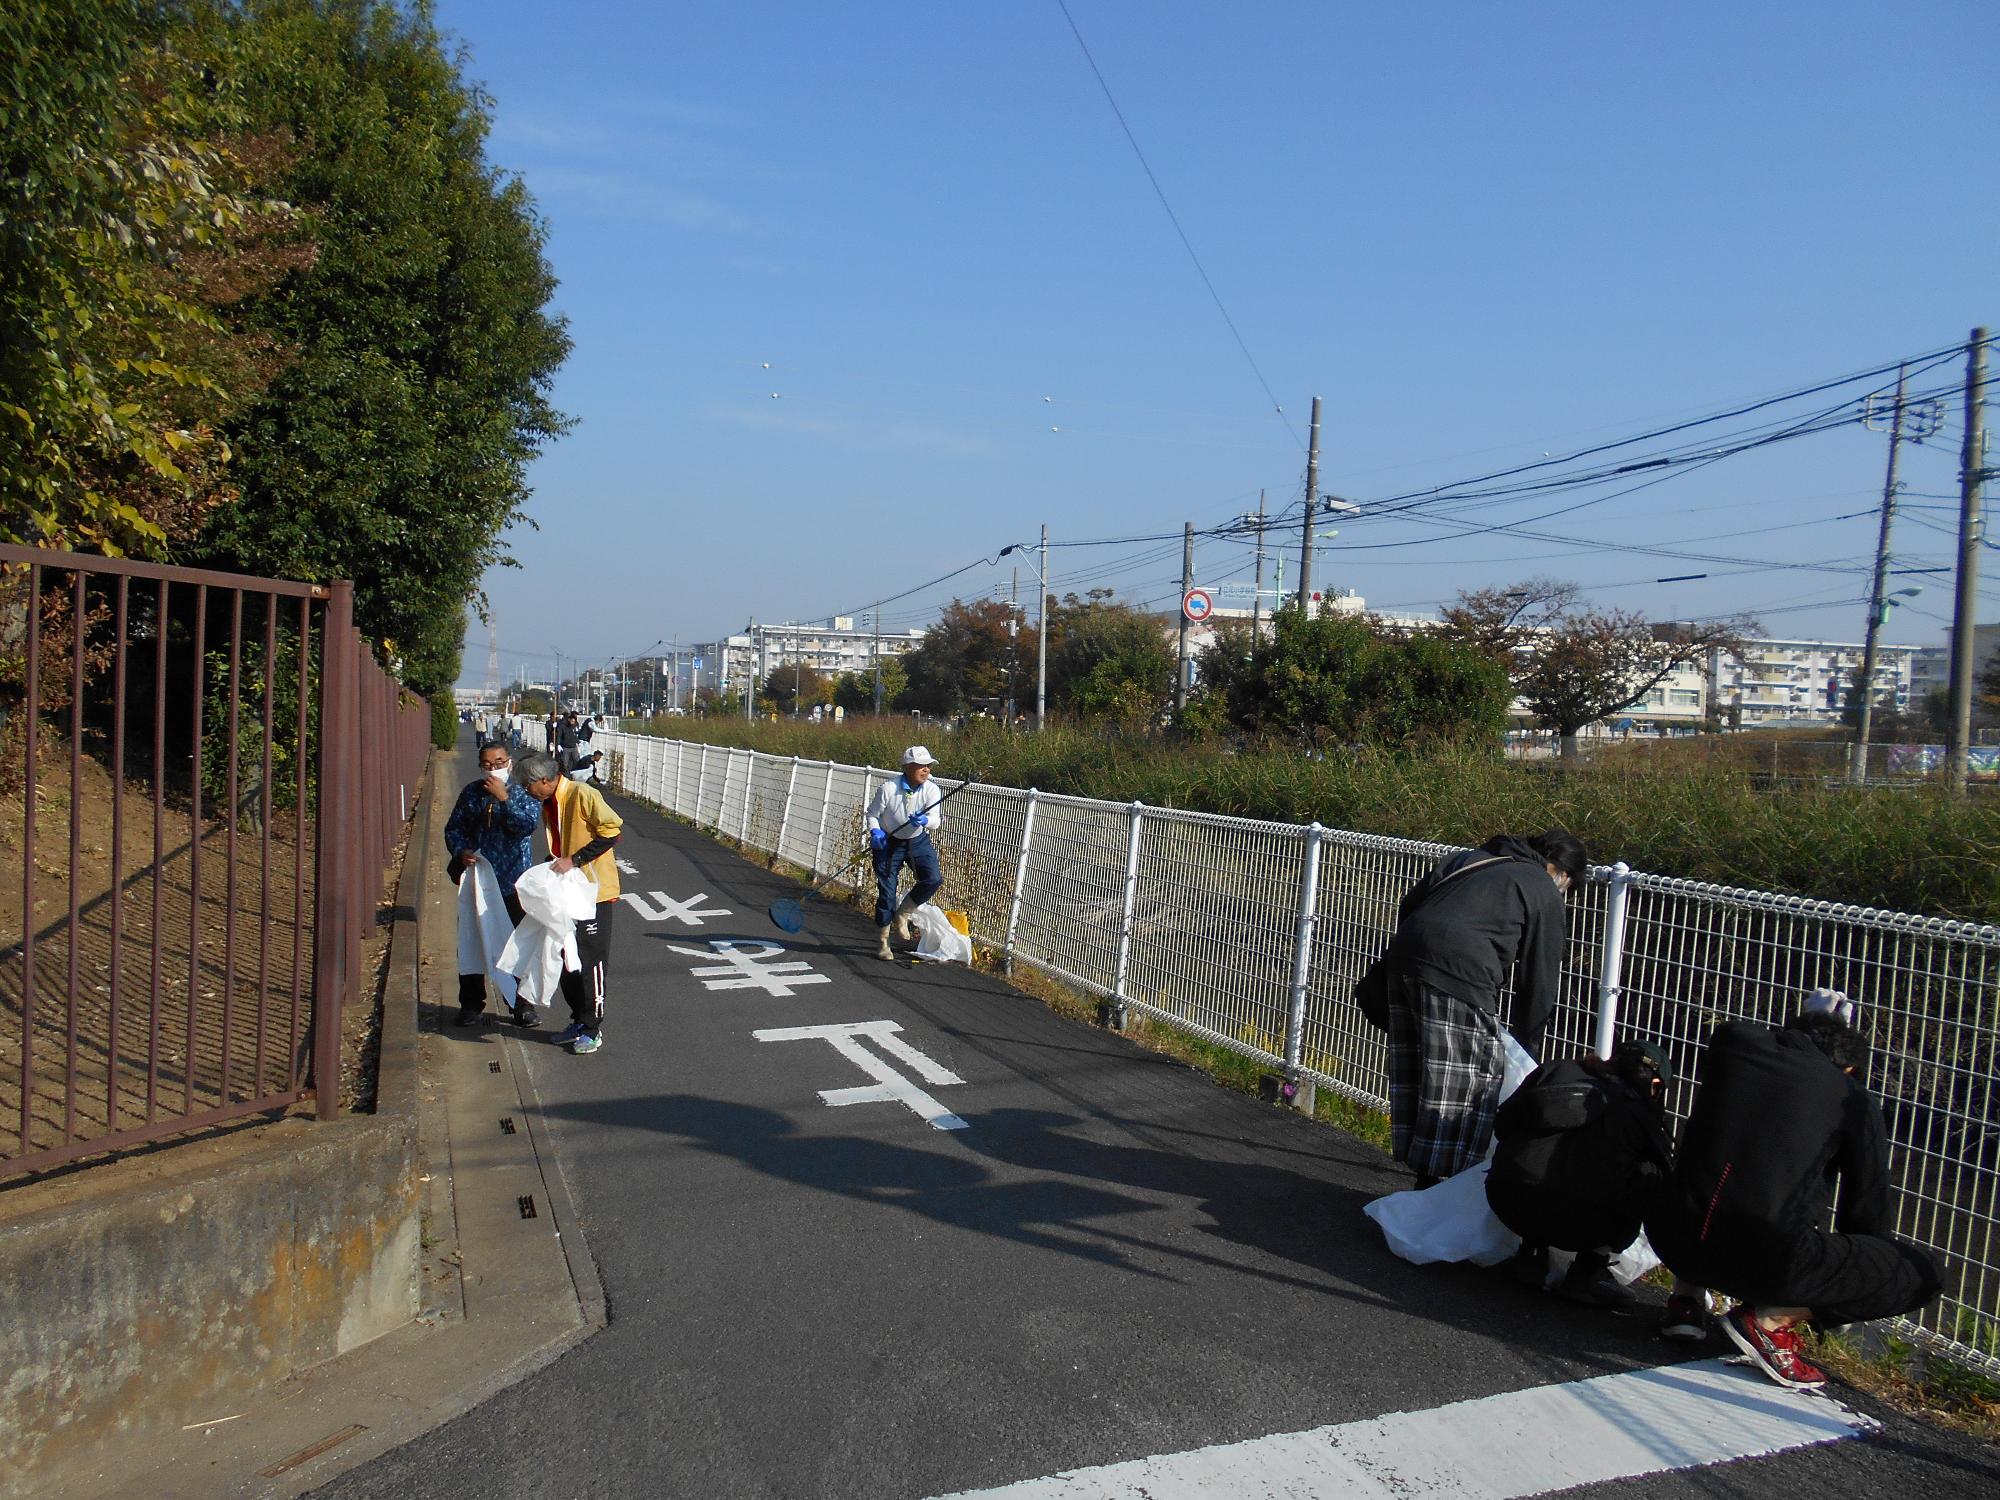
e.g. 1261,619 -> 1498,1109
557,900 -> 615,1038
1661,1223 -> 1944,1327
457,888 -> 525,1013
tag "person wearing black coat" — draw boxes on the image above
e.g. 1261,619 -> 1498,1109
1486,1040 -> 1675,1306
1644,997 -> 1942,1390
1382,829 -> 1586,1185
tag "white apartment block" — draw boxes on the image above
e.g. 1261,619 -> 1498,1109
1708,637 -> 1918,728
697,617 -> 926,696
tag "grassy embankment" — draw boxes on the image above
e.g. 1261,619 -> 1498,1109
627,717 -> 2000,924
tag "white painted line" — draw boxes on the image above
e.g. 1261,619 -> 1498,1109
930,1358 -> 1875,1499
754,1020 -> 968,1130
666,938 -> 831,996
622,889 -> 733,925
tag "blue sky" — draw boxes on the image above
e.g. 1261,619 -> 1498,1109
436,1 -> 1996,689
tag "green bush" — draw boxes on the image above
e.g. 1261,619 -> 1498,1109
431,694 -> 457,751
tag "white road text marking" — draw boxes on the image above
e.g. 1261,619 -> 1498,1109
623,889 -> 733,926
753,1020 -> 967,1130
668,938 -> 830,996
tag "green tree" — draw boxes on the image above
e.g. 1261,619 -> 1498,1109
1,0 -> 303,556
900,599 -> 1020,716
185,0 -> 572,701
762,663 -> 833,715
1045,590 -> 1174,727
833,658 -> 907,714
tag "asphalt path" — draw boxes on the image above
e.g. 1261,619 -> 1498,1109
314,759 -> 1999,1499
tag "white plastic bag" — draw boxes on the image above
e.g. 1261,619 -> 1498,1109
1361,1031 -> 1540,1267
497,862 -> 595,1009
455,859 -> 519,1010
909,904 -> 972,964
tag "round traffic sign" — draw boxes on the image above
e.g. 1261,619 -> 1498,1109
1182,588 -> 1214,622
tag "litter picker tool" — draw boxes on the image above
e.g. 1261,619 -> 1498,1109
768,771 -> 987,935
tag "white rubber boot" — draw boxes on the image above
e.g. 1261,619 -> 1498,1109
876,926 -> 895,961
893,897 -> 920,942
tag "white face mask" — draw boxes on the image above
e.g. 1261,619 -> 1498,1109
485,764 -> 511,785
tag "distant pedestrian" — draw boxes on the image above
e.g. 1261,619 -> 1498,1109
517,752 -> 624,1054
556,711 -> 581,771
1645,992 -> 1941,1389
568,749 -> 606,786
1486,1039 -> 1675,1306
865,746 -> 945,961
1380,830 -> 1585,1186
443,741 -> 541,1026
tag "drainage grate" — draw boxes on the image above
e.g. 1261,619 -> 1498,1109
518,1194 -> 538,1220
488,1060 -> 502,1073
499,1117 -> 516,1135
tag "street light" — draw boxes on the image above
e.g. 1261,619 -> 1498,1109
1000,528 -> 1050,729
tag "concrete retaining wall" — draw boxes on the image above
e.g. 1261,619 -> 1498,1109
0,756 -> 437,1497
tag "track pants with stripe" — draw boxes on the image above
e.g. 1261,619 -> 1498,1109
558,900 -> 615,1040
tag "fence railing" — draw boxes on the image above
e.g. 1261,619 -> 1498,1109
567,728 -> 2000,1370
0,544 -> 430,1177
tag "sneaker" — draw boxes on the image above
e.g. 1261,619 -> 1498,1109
509,1003 -> 541,1030
454,1007 -> 486,1028
1660,1293 -> 1711,1343
1558,1263 -> 1636,1309
1722,1306 -> 1827,1390
569,1033 -> 602,1055
554,1021 -> 586,1045
1507,1244 -> 1551,1291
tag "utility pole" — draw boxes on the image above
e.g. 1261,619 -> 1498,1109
1174,521 -> 1194,714
1036,523 -> 1049,730
872,609 -> 884,715
1250,489 -> 1266,641
1008,567 -> 1020,724
1949,328 -> 1991,798
1297,395 -> 1322,610
1852,365 -> 1908,785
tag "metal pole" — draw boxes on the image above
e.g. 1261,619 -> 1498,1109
1003,789 -> 1039,975
1036,523 -> 1049,730
1283,824 -> 1324,1106
811,761 -> 833,878
777,756 -> 799,859
1109,801 -> 1144,1029
1009,567 -> 1019,724
1949,329 -> 1990,799
1592,863 -> 1634,1059
872,609 -> 884,715
1174,520 -> 1194,714
1852,365 -> 1908,785
1298,395 -> 1322,609
1250,488 -> 1266,640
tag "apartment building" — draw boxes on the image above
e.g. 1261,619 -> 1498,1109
697,617 -> 926,697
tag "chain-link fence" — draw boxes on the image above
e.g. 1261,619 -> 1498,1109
553,728 -> 2000,1372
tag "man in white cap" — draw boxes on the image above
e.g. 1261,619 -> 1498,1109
865,746 -> 945,960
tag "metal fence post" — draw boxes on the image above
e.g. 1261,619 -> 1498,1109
811,762 -> 833,879
1593,862 -> 1635,1059
778,756 -> 800,859
697,745 -> 710,827
1109,801 -> 1144,1028
1003,789 -> 1040,975
1282,823 -> 1325,1109
310,581 -> 355,1122
737,750 -> 754,842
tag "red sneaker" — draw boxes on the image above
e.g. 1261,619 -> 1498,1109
1722,1306 -> 1827,1390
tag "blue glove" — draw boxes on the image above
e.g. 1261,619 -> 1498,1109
870,828 -> 887,851
911,812 -> 928,828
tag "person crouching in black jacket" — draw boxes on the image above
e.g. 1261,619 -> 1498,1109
1644,993 -> 1942,1391
1486,1039 -> 1675,1307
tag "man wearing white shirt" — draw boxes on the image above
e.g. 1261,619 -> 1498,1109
866,745 -> 945,960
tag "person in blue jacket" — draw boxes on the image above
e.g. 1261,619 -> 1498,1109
444,740 -> 542,1025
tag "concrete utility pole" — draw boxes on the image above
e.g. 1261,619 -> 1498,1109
1949,328 -> 1991,798
1008,567 -> 1019,723
1250,489 -> 1266,641
1174,521 -> 1194,714
1037,524 -> 1049,730
1297,395 -> 1322,610
1852,365 -> 1908,785
872,610 -> 884,715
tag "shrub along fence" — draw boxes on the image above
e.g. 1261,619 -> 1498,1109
562,727 -> 2000,1373
0,544 -> 430,1177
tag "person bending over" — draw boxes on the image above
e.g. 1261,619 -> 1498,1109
517,752 -> 623,1055
865,746 -> 944,961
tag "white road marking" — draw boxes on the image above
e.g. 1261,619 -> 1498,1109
753,1020 -> 968,1130
616,856 -> 640,875
667,939 -> 831,996
623,888 -> 733,926
930,1358 -> 1875,1498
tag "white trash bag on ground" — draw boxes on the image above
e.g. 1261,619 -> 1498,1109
909,904 -> 972,964
1362,1030 -> 1539,1268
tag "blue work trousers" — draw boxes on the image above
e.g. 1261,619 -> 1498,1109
873,833 -> 942,927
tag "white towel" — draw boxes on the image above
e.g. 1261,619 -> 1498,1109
455,860 -> 520,1010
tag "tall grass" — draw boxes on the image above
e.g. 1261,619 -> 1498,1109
633,717 -> 2000,924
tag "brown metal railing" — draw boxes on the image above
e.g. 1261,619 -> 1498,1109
0,545 -> 432,1176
